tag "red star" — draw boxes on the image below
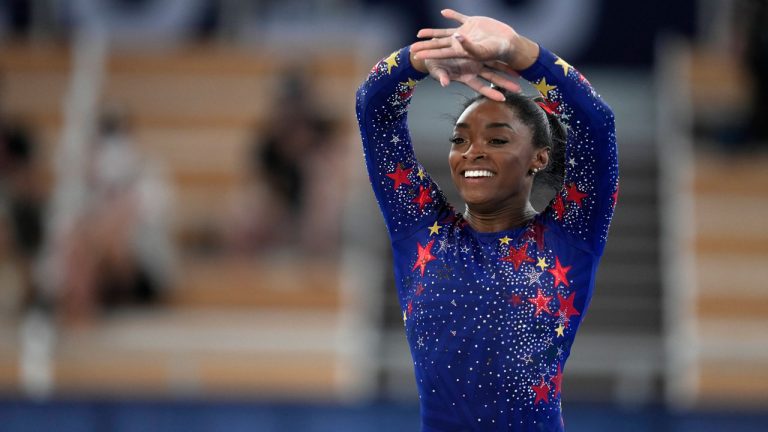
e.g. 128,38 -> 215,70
524,222 -> 548,251
500,243 -> 535,271
550,364 -> 563,397
611,182 -> 620,209
412,239 -> 437,276
542,99 -> 561,114
412,185 -> 433,210
386,164 -> 412,190
508,293 -> 523,307
532,378 -> 550,405
565,182 -> 588,207
398,87 -> 414,101
528,288 -> 553,317
552,194 -> 565,221
407,299 -> 413,316
557,292 -> 581,321
548,257 -> 571,289
415,284 -> 425,297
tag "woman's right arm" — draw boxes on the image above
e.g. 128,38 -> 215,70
355,46 -> 448,241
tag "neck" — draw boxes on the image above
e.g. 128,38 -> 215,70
463,201 -> 538,233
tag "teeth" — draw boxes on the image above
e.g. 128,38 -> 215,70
464,170 -> 495,178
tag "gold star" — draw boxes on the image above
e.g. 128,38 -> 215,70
428,221 -> 442,236
401,77 -> 418,88
384,51 -> 399,74
533,77 -> 557,98
554,57 -> 572,76
555,324 -> 565,337
403,310 -> 407,324
536,257 -> 548,271
417,168 -> 427,180
499,236 -> 512,245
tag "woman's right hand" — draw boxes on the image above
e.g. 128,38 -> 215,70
410,50 -> 520,102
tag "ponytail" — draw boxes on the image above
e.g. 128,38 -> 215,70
531,96 -> 566,194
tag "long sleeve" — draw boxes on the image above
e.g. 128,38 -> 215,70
520,47 -> 619,256
355,46 -> 451,241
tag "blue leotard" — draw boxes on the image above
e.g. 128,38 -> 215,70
356,45 -> 618,431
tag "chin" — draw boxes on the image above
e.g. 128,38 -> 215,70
460,193 -> 499,210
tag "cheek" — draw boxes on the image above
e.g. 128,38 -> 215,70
505,146 -> 534,169
448,150 -> 461,172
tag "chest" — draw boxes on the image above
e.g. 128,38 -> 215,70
394,226 -> 592,344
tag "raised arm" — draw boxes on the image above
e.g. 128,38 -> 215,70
519,48 -> 618,255
355,46 -> 448,241
412,9 -> 619,255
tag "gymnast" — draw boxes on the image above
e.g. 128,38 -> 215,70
356,9 -> 618,431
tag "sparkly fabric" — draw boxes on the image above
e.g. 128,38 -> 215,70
356,45 -> 618,431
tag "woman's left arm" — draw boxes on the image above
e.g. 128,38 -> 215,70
519,48 -> 619,255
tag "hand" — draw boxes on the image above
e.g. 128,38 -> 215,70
414,54 -> 520,102
411,9 -> 539,71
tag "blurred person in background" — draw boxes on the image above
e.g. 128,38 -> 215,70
0,76 -> 46,313
356,9 -> 617,431
741,0 -> 768,150
225,71 -> 344,257
58,106 -> 175,325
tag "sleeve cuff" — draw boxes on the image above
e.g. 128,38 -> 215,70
518,46 -> 558,83
400,45 -> 430,81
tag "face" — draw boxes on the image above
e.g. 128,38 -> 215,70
449,99 -> 543,212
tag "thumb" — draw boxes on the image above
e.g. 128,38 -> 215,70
453,33 -> 486,59
432,67 -> 450,87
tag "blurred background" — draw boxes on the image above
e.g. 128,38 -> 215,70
0,0 -> 766,431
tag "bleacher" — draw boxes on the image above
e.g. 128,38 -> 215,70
664,44 -> 768,407
0,42 -> 367,398
690,154 -> 768,403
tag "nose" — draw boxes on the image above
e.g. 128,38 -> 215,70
462,143 -> 486,160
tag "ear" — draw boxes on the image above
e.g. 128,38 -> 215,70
533,146 -> 550,171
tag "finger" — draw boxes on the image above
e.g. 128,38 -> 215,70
478,86 -> 506,102
411,47 -> 469,60
479,69 -> 521,93
453,34 -> 493,61
411,37 -> 454,54
416,28 -> 456,39
485,60 -> 519,76
463,76 -> 506,102
431,67 -> 450,87
441,8 -> 469,24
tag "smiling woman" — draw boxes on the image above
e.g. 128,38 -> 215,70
447,90 -> 567,233
355,9 -> 618,432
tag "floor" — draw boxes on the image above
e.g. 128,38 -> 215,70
0,399 -> 765,432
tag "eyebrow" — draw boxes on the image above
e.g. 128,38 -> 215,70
454,122 -> 516,131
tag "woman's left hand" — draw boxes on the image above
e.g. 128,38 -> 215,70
418,55 -> 520,101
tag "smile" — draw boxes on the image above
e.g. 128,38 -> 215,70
463,169 -> 496,178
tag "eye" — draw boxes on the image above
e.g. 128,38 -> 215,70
489,138 -> 509,145
449,136 -> 467,145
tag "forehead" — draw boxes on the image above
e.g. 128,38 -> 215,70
455,99 -> 521,127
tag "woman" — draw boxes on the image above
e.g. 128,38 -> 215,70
356,9 -> 618,431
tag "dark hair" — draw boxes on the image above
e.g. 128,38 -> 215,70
460,89 -> 566,195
